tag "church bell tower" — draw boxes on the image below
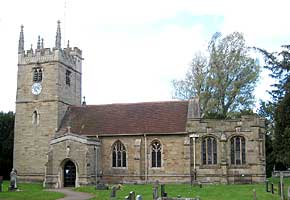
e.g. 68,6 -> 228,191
13,21 -> 83,182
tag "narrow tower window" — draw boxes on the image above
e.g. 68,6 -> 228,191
32,110 -> 39,125
33,68 -> 42,82
66,70 -> 71,86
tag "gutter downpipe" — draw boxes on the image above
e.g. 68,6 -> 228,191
189,133 -> 199,182
95,146 -> 98,185
144,133 -> 148,183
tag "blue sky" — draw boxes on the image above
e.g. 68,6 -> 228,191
0,0 -> 289,112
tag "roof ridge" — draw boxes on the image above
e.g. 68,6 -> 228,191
69,100 -> 189,108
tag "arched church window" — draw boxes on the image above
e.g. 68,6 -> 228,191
151,140 -> 162,168
231,136 -> 246,165
33,68 -> 42,82
202,136 -> 217,165
112,141 -> 126,167
32,110 -> 38,125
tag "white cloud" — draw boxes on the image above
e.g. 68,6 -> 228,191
0,0 -> 289,112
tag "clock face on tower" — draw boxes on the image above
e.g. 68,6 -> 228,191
31,83 -> 42,95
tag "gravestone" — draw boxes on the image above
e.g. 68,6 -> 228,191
96,181 -> 109,190
266,179 -> 269,192
129,191 -> 135,200
124,195 -> 129,200
161,184 -> 167,197
253,189 -> 257,200
0,176 -> 3,192
199,182 -> 202,188
136,195 -> 143,200
110,186 -> 117,199
9,169 -> 17,191
281,172 -> 285,200
153,181 -> 159,200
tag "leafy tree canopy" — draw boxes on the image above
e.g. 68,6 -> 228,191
257,45 -> 290,170
173,32 -> 260,119
0,111 -> 14,179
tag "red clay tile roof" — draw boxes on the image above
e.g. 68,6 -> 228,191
59,101 -> 188,135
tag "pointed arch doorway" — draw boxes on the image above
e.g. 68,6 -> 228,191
63,160 -> 76,187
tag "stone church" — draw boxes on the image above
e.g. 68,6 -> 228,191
13,21 -> 266,188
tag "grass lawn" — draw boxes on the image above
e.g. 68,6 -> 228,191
0,181 -> 64,200
75,177 -> 290,200
0,177 -> 289,200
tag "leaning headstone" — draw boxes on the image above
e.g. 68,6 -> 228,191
153,181 -> 159,200
161,184 -> 167,197
287,187 -> 290,200
253,189 -> 257,200
9,168 -> 17,191
110,186 -> 117,199
0,176 -> 3,192
136,195 -> 142,200
265,179 -> 269,192
129,191 -> 135,200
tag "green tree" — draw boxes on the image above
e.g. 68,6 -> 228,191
257,45 -> 290,170
172,52 -> 212,115
258,100 -> 275,176
274,93 -> 290,168
0,111 -> 14,179
173,32 -> 260,118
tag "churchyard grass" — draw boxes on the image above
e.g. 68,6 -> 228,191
0,178 -> 289,200
0,181 -> 64,200
75,177 -> 290,200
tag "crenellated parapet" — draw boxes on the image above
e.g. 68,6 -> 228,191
18,47 -> 82,71
186,115 -> 265,135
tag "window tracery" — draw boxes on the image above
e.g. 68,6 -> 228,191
151,140 -> 162,168
202,137 -> 217,165
112,140 -> 126,167
231,136 -> 246,165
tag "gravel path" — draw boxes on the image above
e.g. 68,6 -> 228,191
47,188 -> 94,200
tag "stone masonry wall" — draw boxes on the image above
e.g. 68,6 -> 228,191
14,102 -> 58,182
99,115 -> 265,184
46,135 -> 99,188
14,48 -> 82,183
100,134 -> 190,184
187,115 -> 266,184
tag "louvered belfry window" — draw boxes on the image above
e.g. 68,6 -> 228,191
33,68 -> 42,82
66,70 -> 71,86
